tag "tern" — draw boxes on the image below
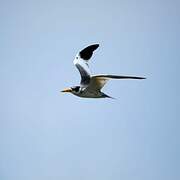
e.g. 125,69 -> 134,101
61,44 -> 145,98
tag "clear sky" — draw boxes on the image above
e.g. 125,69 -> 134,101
0,0 -> 179,180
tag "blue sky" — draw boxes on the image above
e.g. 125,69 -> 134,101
0,0 -> 179,180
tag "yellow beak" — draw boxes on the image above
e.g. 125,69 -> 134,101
61,88 -> 72,93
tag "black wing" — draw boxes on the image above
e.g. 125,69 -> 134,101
79,44 -> 99,60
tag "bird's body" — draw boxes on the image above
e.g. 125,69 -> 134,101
69,85 -> 112,99
61,44 -> 145,98
70,86 -> 105,98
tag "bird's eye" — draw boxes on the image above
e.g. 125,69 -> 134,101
72,86 -> 80,92
75,87 -> 79,92
76,57 -> 78,59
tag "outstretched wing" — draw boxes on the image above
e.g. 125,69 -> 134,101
87,74 -> 146,91
73,44 -> 99,86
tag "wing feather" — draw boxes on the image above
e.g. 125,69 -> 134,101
94,75 -> 146,80
73,44 -> 99,86
86,74 -> 146,91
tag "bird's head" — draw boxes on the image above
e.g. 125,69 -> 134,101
61,86 -> 81,95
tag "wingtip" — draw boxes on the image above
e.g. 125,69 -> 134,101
88,43 -> 99,49
131,76 -> 146,79
79,44 -> 100,60
91,43 -> 99,49
86,43 -> 99,48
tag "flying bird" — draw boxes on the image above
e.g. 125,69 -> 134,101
61,44 -> 145,98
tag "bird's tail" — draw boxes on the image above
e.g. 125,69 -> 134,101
102,93 -> 116,99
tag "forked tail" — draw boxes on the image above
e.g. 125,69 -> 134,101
102,92 -> 116,99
